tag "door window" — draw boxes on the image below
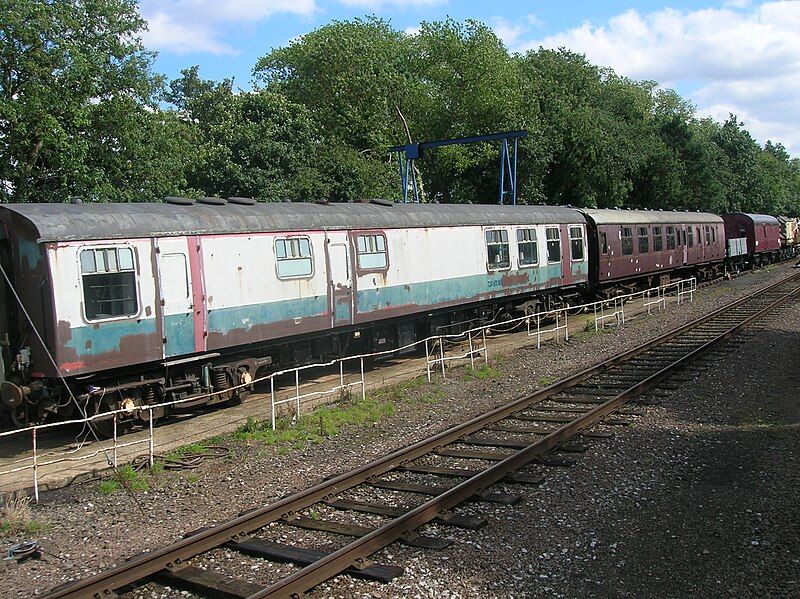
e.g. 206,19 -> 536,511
637,226 -> 649,254
569,226 -> 584,261
546,227 -> 561,263
621,227 -> 633,256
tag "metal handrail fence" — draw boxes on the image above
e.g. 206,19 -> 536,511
0,277 -> 695,501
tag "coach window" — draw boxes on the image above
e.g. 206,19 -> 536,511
687,226 -> 694,247
680,228 -> 686,246
275,236 -> 314,279
356,234 -> 388,270
621,227 -> 633,256
516,228 -> 538,267
637,226 -> 649,254
705,226 -> 711,246
652,226 -> 663,251
599,231 -> 608,255
485,229 -> 510,270
711,227 -> 717,244
569,226 -> 584,261
666,226 -> 677,250
80,247 -> 138,321
546,227 -> 561,263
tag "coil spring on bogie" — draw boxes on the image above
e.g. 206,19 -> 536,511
141,385 -> 156,405
212,369 -> 230,391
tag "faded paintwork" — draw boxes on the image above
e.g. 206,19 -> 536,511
48,239 -> 161,376
0,202 -> 589,380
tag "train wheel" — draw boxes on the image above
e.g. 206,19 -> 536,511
10,406 -> 30,429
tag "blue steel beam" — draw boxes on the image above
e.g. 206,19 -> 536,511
389,130 -> 527,204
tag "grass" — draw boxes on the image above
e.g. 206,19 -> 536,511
186,473 -> 200,484
98,465 -> 149,495
0,493 -> 47,536
233,396 -> 395,447
371,375 -> 428,403
414,387 -> 445,404
464,364 -> 502,380
538,375 -> 556,387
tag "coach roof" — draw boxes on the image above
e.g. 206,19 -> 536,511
732,213 -> 781,225
579,208 -> 723,226
0,201 -> 585,243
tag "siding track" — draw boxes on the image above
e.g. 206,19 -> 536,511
44,271 -> 800,599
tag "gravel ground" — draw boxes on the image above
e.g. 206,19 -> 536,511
0,264 -> 796,598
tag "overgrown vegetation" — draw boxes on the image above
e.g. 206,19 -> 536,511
233,397 -> 395,447
2,7 -> 797,213
0,493 -> 46,535
538,375 -> 556,387
465,364 -> 502,380
98,465 -> 149,495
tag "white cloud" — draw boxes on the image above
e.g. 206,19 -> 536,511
337,0 -> 444,7
515,1 -> 800,156
140,0 -> 317,55
490,16 -> 525,48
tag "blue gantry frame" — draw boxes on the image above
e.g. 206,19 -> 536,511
389,130 -> 528,205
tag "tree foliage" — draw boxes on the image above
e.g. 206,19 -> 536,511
0,0 -> 194,202
2,11 -> 798,214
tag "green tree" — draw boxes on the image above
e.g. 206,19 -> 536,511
405,19 -> 529,203
167,67 -> 328,201
0,0 -> 189,202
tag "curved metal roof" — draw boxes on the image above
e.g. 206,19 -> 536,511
0,201 -> 585,243
732,213 -> 781,225
579,208 -> 723,226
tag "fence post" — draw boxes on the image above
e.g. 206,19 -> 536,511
425,338 -> 431,382
482,329 -> 488,365
565,309 -> 570,341
468,330 -> 475,370
438,337 -> 446,380
536,313 -> 542,349
360,357 -> 366,401
270,376 -> 276,431
113,414 -> 118,469
32,428 -> 39,503
295,369 -> 301,420
148,408 -> 154,469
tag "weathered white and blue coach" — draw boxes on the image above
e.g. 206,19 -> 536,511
0,199 -> 588,426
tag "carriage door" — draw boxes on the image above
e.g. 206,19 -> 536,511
156,237 -> 196,358
326,236 -> 353,327
682,225 -> 688,265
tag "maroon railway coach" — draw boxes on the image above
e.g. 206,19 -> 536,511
722,213 -> 782,267
579,209 -> 726,294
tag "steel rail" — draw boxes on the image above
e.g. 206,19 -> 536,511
250,273 -> 800,598
44,271 -> 800,599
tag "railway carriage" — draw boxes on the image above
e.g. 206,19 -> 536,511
0,200 -> 588,427
578,208 -> 726,294
722,213 -> 782,268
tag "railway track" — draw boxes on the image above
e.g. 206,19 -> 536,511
44,270 -> 800,599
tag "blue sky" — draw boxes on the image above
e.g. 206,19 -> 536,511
139,0 -> 800,156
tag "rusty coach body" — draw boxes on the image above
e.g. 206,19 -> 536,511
579,208 -> 726,292
0,200 -> 588,426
